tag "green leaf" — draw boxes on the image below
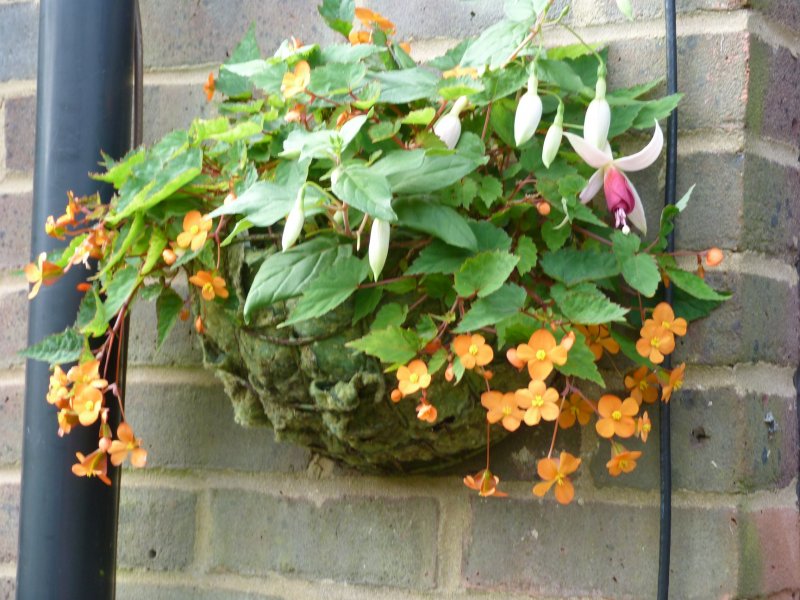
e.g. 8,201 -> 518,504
540,248 -> 620,285
470,220 -> 512,252
473,62 -> 529,104
665,267 -> 730,301
142,228 -> 168,275
208,118 -> 263,143
244,237 -> 350,320
515,235 -> 538,274
104,265 -> 140,317
454,251 -> 519,298
407,242 -> 471,275
394,198 -> 478,250
221,219 -> 254,247
283,256 -> 369,325
478,176 -> 503,207
550,282 -> 628,324
308,62 -> 366,96
371,68 -> 440,103
454,283 -> 526,333
495,312 -> 539,347
281,129 -> 340,160
320,44 -> 384,64
346,326 -> 422,364
352,287 -> 383,324
505,0 -> 539,21
611,230 -> 641,258
368,120 -> 401,143
671,287 -> 726,322
633,94 -> 682,128
621,253 -> 660,297
400,108 -> 436,126
216,25 -> 261,97
318,0 -> 355,37
93,148 -> 145,187
541,217 -> 571,250
461,20 -> 531,70
489,98 -> 516,148
156,288 -> 184,349
538,59 -> 591,94
21,328 -> 84,365
555,329 -> 605,386
657,185 -> 695,250
438,77 -> 484,100
372,303 -> 408,330
76,289 -> 108,338
333,164 -> 396,221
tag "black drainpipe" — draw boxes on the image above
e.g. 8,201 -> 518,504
17,1 -> 136,598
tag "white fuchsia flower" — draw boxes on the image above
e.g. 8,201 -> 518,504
433,96 -> 469,149
541,100 -> 564,168
281,187 -> 306,250
514,75 -> 543,147
584,74 -> 611,150
368,218 -> 391,280
564,120 -> 663,235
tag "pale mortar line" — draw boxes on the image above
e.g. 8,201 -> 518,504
191,487 -> 213,575
0,94 -> 6,181
746,134 -> 800,170
0,79 -> 36,99
0,563 -> 15,579
0,368 -> 25,385
748,12 -> 800,57
674,251 -> 798,286
435,494 -> 470,592
737,478 -> 800,511
677,128 -> 745,156
0,175 -> 33,194
143,67 -> 217,87
126,365 -> 218,386
686,363 -> 797,398
0,272 -> 26,294
0,468 -> 21,484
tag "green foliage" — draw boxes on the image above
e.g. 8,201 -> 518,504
20,329 -> 84,365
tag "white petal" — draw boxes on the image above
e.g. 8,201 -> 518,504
622,172 -> 647,235
614,120 -> 664,172
368,219 -> 391,280
583,98 -> 611,150
514,92 -> 543,147
433,114 -> 461,150
541,124 -> 562,168
579,168 -> 604,203
564,132 -> 611,169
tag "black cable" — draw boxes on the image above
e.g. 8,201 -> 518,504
658,0 -> 678,597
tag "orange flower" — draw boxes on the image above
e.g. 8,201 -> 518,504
71,449 -> 111,485
109,422 -> 147,468
635,321 -> 675,364
67,359 -> 108,389
515,329 -> 568,381
189,271 -> 229,301
463,468 -> 508,498
577,325 -> 619,361
72,385 -> 104,426
453,334 -> 493,369
595,394 -> 639,439
558,393 -> 594,429
57,408 -> 79,437
47,365 -> 70,407
399,41 -> 412,54
281,60 -> 310,98
285,103 -> 306,123
606,447 -> 643,476
443,66 -> 479,79
652,302 -> 687,337
348,30 -> 372,45
162,248 -> 177,266
176,210 -> 212,252
416,400 -> 437,423
661,363 -> 686,403
203,72 -> 215,102
515,380 -> 560,426
396,359 -> 431,396
481,390 -> 525,432
390,388 -> 403,402
637,411 -> 652,443
624,366 -> 660,405
355,7 -> 396,33
24,252 -> 62,299
532,451 -> 581,505
506,347 -> 526,370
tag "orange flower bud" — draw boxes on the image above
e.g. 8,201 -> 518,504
482,369 -> 494,381
390,388 -> 402,403
424,339 -> 442,355
506,347 -> 525,370
162,248 -> 177,266
560,331 -> 576,351
76,282 -> 92,293
444,363 -> 455,382
536,201 -> 551,216
705,247 -> 723,267
179,308 -> 190,322
195,316 -> 205,334
98,436 -> 112,453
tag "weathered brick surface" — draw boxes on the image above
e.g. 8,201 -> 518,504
118,486 -> 197,571
117,582 -> 278,600
124,375 -> 311,472
751,0 -> 800,41
0,578 -> 14,600
143,84 -> 215,146
2,95 -> 36,175
127,295 -> 203,367
0,2 -> 38,83
589,385 -> 798,493
368,0 -> 507,39
747,37 -> 800,149
139,0 -> 338,70
571,0 -> 747,25
209,489 -> 439,589
463,496 -> 738,598
739,505 -> 800,597
0,287 -> 28,370
0,192 -> 32,271
0,378 -> 23,466
0,484 -> 19,564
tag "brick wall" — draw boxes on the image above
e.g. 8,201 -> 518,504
1,0 -> 798,598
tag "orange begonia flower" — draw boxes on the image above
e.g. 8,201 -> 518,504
637,411 -> 652,443
348,30 -> 372,45
506,347 -> 526,370
635,321 -> 675,365
515,380 -> 560,426
203,72 -> 215,102
481,391 -> 525,432
396,359 -> 431,396
516,329 -> 568,381
47,365 -> 70,407
67,359 -> 108,389
57,408 -> 79,437
416,400 -> 437,423
606,448 -> 643,476
532,451 -> 581,505
463,468 -> 508,498
285,103 -> 306,123
661,362 -> 686,403
176,210 -> 212,252
558,393 -> 594,429
652,302 -> 687,337
189,271 -> 229,301
595,394 -> 639,439
281,60 -> 311,98
354,7 -> 396,33
71,449 -> 111,485
577,324 -> 619,361
453,334 -> 493,370
24,252 -> 62,299
109,422 -> 147,468
398,41 -> 412,54
72,385 -> 104,426
624,365 -> 660,405
443,66 -> 479,79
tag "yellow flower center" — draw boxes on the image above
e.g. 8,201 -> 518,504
650,337 -> 660,348
674,380 -> 683,391
409,373 -> 419,384
532,394 -> 544,408
190,225 -> 199,235
468,344 -> 479,356
571,406 -> 580,416
611,409 -> 622,421
202,283 -> 214,296
639,380 -> 649,391
643,423 -> 652,433
662,321 -> 671,329
555,474 -> 564,485
502,405 -> 512,416
618,459 -> 629,469
535,349 -> 547,361
84,400 -> 94,411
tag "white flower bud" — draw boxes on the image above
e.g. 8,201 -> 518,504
514,75 -> 542,147
615,0 -> 634,20
542,101 -> 564,168
584,76 -> 610,150
433,96 -> 469,150
368,218 -> 391,280
281,188 -> 305,251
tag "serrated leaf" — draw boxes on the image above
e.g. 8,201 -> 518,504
104,265 -> 140,317
156,288 -> 184,349
283,256 -> 369,326
368,120 -> 401,143
541,217 -> 571,250
515,235 -> 538,274
308,62 -> 366,96
454,251 -> 519,298
76,289 -> 108,338
371,68 -> 439,103
611,230 -> 641,259
372,303 -> 408,330
352,287 -> 383,324
550,282 -> 628,324
346,325 -> 422,364
540,248 -> 620,285
408,241 -> 472,275
318,0 -> 356,37
333,164 -> 396,221
400,108 -> 436,126
621,253 -> 660,297
142,229 -> 168,275
461,19 -> 531,70
665,267 -> 730,301
555,329 -> 605,386
495,312 -> 539,347
21,328 -> 84,365
394,198 -> 478,250
633,94 -> 682,129
454,283 -> 526,333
